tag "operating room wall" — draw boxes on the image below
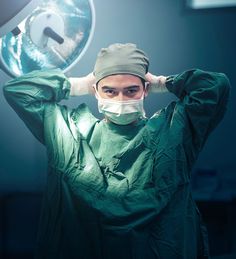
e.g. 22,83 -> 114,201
0,0 -> 235,193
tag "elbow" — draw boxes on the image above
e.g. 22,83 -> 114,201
3,83 -> 16,103
217,73 -> 231,96
206,71 -> 231,103
215,73 -> 231,115
3,84 -> 11,101
2,83 -> 19,105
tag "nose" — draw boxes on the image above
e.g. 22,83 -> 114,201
115,92 -> 126,101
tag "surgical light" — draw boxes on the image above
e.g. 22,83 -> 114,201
0,0 -> 95,77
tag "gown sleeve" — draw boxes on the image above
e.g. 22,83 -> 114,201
165,69 -> 230,165
3,69 -> 71,144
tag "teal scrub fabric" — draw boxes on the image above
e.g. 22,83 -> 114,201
3,69 -> 230,259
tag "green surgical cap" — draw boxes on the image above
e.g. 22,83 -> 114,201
94,43 -> 149,83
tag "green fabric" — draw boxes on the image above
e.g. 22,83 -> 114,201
3,68 -> 230,259
94,43 -> 149,83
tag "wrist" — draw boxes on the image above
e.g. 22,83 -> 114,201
149,76 -> 168,93
69,75 -> 94,96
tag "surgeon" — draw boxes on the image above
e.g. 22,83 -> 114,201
3,43 -> 230,259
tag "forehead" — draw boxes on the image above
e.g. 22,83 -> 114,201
98,74 -> 143,88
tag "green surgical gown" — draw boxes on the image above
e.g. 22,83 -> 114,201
3,69 -> 230,259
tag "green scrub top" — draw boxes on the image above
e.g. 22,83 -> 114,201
3,69 -> 230,259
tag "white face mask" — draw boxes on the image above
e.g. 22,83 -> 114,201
95,92 -> 146,125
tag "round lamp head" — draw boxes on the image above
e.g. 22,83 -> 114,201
0,0 -> 95,77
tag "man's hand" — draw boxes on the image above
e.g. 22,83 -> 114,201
69,72 -> 96,96
145,72 -> 168,93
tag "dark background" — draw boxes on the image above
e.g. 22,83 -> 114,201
0,0 -> 235,258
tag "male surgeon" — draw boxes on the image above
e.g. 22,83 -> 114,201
3,43 -> 230,259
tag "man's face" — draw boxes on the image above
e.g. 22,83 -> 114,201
96,74 -> 148,100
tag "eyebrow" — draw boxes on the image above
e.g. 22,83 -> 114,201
101,85 -> 140,90
101,86 -> 116,90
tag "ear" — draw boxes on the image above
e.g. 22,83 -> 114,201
92,84 -> 96,95
144,82 -> 150,97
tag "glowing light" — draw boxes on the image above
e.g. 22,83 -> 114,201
0,0 -> 95,77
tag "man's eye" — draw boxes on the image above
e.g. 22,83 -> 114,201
126,89 -> 138,95
104,89 -> 116,95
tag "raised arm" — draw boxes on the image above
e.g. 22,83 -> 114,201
3,69 -> 71,144
147,69 -> 230,169
167,69 -> 230,149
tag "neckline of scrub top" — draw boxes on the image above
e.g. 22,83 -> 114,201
102,117 -> 147,135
